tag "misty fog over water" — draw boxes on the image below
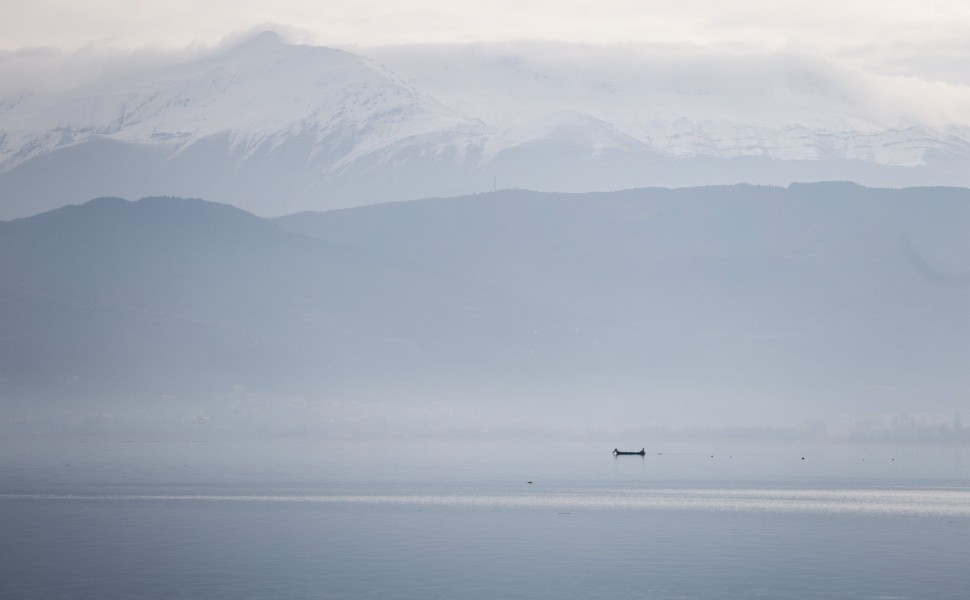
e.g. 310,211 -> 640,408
3,14 -> 970,599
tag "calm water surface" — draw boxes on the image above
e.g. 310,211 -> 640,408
2,439 -> 969,599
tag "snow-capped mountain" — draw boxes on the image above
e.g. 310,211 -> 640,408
2,32 -> 970,219
0,32 -> 490,217
370,42 -> 970,166
1,32 -> 484,168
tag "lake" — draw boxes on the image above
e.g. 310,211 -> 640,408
2,439 -> 969,599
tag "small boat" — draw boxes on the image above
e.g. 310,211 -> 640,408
613,448 -> 646,456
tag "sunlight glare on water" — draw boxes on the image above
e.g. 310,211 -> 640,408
4,486 -> 970,516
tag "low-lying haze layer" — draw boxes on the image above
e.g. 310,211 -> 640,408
1,184 -> 967,437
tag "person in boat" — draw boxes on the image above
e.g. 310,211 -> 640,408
613,448 -> 646,455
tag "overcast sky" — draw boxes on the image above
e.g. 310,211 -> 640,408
1,1 -> 969,83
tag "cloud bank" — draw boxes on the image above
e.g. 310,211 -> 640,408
4,28 -> 970,134
1,2 -> 969,86
365,41 -> 970,130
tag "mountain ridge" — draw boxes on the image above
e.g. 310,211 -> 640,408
2,185 -> 968,436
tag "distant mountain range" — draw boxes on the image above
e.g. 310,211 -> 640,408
2,183 -> 968,436
2,32 -> 970,219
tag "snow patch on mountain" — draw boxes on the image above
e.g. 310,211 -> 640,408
0,32 -> 486,173
366,42 -> 970,166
